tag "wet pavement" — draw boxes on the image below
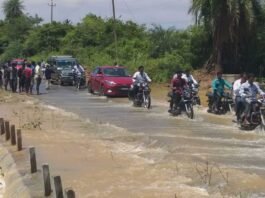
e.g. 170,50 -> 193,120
37,84 -> 265,177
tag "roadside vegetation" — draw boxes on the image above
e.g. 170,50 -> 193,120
0,0 -> 264,82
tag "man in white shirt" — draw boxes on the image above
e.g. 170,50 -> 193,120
72,63 -> 85,86
129,66 -> 151,100
73,63 -> 85,77
132,65 -> 151,84
239,73 -> 265,124
34,62 -> 42,95
233,73 -> 247,121
182,69 -> 198,87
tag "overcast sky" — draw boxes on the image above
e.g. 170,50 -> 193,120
0,0 -> 193,29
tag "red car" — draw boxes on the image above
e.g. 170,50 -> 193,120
11,58 -> 26,70
88,66 -> 133,96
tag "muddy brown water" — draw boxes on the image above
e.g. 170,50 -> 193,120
30,84 -> 265,196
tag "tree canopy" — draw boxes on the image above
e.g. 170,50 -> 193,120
0,0 -> 265,81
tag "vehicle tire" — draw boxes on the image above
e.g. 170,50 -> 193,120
99,85 -> 105,96
144,95 -> 151,109
59,79 -> 64,86
197,97 -> 201,106
186,103 -> 194,119
228,103 -> 234,113
87,83 -> 94,94
240,124 -> 257,131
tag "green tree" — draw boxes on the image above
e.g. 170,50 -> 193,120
190,0 -> 260,72
24,22 -> 73,57
3,0 -> 24,21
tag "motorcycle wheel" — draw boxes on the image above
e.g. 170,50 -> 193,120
197,97 -> 201,106
99,86 -> 105,96
185,103 -> 194,119
87,83 -> 94,94
240,123 -> 257,131
144,95 -> 151,109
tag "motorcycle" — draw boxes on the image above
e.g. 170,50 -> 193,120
207,91 -> 234,114
73,72 -> 86,90
191,84 -> 201,106
130,82 -> 151,109
169,87 -> 194,119
239,96 -> 265,130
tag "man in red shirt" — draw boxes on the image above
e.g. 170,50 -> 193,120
23,63 -> 32,94
169,71 -> 187,113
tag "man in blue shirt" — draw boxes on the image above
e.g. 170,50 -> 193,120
211,71 -> 232,113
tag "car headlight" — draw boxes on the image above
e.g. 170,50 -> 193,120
105,80 -> 117,86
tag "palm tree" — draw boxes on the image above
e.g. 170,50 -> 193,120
64,19 -> 72,25
149,25 -> 176,58
189,0 -> 258,72
3,0 -> 24,21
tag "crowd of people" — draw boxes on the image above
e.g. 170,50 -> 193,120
0,60 -> 54,95
1,58 -> 264,126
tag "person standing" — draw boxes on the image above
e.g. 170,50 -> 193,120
4,63 -> 11,91
44,64 -> 54,90
30,61 -> 36,94
18,63 -> 26,93
34,62 -> 42,95
23,63 -> 32,94
0,66 -> 3,89
10,63 -> 18,93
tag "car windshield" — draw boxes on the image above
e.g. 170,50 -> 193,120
103,68 -> 130,77
17,61 -> 24,65
57,60 -> 75,69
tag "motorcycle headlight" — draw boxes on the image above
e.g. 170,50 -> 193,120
105,80 -> 117,86
61,71 -> 68,76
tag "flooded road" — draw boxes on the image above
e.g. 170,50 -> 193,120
37,85 -> 265,178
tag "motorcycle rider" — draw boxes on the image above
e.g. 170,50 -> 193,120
233,73 -> 247,121
72,63 -> 85,86
239,73 -> 265,125
129,65 -> 152,100
211,71 -> 232,113
168,70 -> 187,113
182,69 -> 198,88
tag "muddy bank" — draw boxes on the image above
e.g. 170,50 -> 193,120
0,143 -> 30,198
0,90 -> 265,197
